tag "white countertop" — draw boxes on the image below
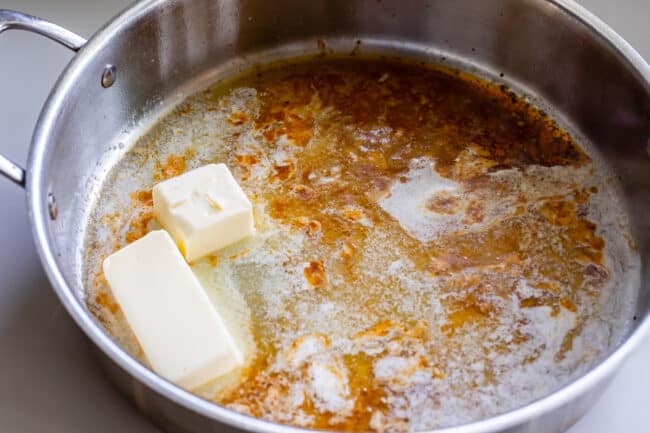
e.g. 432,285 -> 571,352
0,1 -> 648,432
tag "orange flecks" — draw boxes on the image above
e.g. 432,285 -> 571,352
426,191 -> 461,215
228,111 -> 249,125
125,211 -> 154,244
340,240 -> 356,261
441,296 -> 492,335
234,153 -> 260,181
342,207 -> 368,223
519,293 -> 579,317
229,249 -> 252,261
462,200 -> 486,224
235,153 -> 259,166
94,291 -> 119,315
354,321 -> 394,339
154,154 -> 187,181
560,297 -> 577,313
207,254 -> 219,267
271,160 -> 295,182
304,260 -> 327,288
291,217 -> 322,237
538,199 -> 576,226
535,281 -> 562,293
291,184 -> 315,200
130,189 -> 153,206
555,322 -> 584,362
289,333 -> 331,354
306,220 -> 322,237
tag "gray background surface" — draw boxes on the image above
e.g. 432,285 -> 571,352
0,1 -> 648,432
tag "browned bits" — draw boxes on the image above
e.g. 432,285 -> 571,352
354,321 -> 394,339
306,220 -> 322,237
235,153 -> 259,166
462,200 -> 486,225
87,58 -> 617,433
177,103 -> 193,115
292,217 -> 322,237
256,109 -> 314,148
584,264 -> 609,282
304,260 -> 327,288
534,281 -> 562,293
342,207 -> 367,222
366,151 -> 388,169
228,111 -> 249,125
153,154 -> 187,181
234,153 -> 260,181
95,290 -> 119,315
340,240 -> 357,261
271,161 -> 295,182
560,297 -> 577,312
290,184 -> 314,200
367,176 -> 392,202
538,199 -> 576,226
426,191 -> 461,215
130,189 -> 153,206
207,254 -> 219,267
125,210 -> 153,244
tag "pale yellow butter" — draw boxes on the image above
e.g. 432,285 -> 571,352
153,163 -> 254,262
102,230 -> 243,389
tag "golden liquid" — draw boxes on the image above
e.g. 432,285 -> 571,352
84,58 -> 637,432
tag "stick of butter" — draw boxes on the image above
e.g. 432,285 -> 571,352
102,230 -> 243,389
153,163 -> 254,262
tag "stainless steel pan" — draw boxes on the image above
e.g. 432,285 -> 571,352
1,1 -> 649,432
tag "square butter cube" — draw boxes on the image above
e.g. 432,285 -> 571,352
153,163 -> 254,262
103,230 -> 243,389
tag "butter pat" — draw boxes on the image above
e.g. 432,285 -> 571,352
102,230 -> 243,389
153,163 -> 254,262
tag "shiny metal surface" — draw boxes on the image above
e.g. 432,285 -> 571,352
0,151 -> 24,187
0,9 -> 86,187
0,9 -> 86,50
2,0 -> 649,432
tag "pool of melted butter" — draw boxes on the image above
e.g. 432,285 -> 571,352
84,58 -> 639,432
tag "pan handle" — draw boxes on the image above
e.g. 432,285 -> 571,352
0,9 -> 87,188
